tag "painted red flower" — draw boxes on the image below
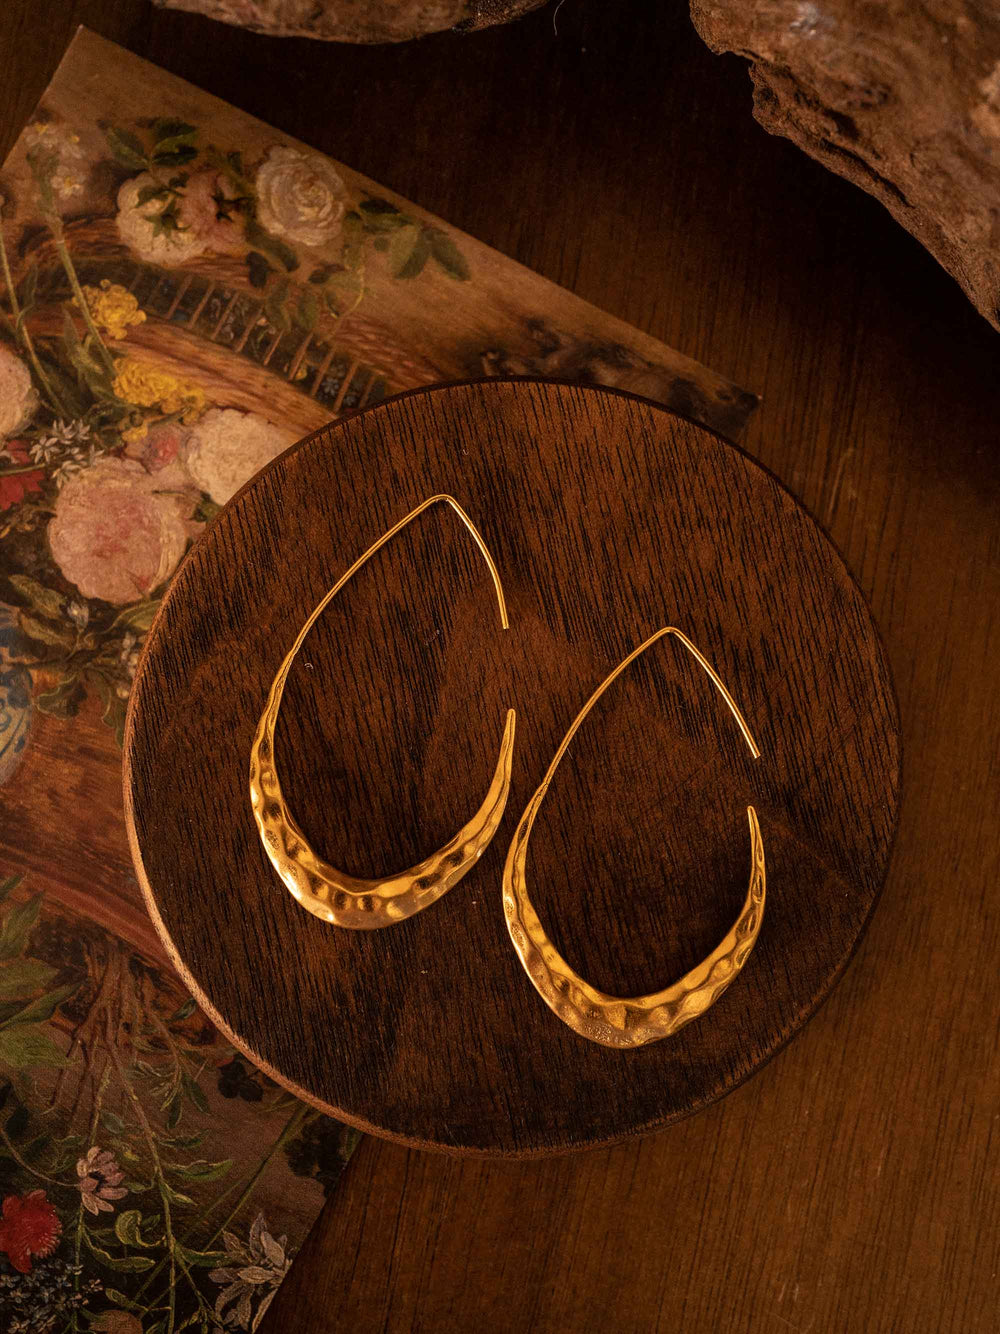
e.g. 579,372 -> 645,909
0,1189 -> 62,1273
0,441 -> 44,512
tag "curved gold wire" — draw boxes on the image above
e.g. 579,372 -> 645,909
502,627 -> 764,1048
250,495 -> 516,930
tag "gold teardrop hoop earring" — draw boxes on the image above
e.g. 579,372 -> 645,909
250,494 -> 516,930
502,627 -> 764,1048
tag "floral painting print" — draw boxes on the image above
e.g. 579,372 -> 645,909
0,29 -> 755,1333
0,872 -> 358,1334
0,105 -> 483,744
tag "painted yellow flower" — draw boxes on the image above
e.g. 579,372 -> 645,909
112,358 -> 206,422
121,421 -> 149,445
79,281 -> 146,340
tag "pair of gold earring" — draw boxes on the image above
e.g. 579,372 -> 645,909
249,495 -> 765,1049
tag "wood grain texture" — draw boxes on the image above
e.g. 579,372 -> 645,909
124,378 -> 899,1154
3,0 -> 999,1329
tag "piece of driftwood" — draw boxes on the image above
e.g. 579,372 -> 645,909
154,0 -> 547,42
124,378 -> 900,1157
691,0 -> 1000,331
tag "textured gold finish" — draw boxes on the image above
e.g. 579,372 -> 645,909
250,495 -> 515,929
503,627 -> 765,1047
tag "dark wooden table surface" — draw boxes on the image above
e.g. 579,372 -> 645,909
4,2 -> 998,1330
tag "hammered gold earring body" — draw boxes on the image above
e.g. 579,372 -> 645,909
503,627 -> 764,1048
250,495 -> 515,930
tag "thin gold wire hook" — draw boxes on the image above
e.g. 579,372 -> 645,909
503,626 -> 765,1047
542,627 -> 761,787
250,495 -> 516,929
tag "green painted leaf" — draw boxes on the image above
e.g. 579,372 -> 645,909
113,1254 -> 156,1272
135,183 -> 171,208
246,250 -> 272,289
358,199 -> 409,233
18,263 -> 38,312
0,1023 -> 68,1069
360,197 -> 401,217
101,1110 -> 127,1135
0,959 -> 57,997
113,1208 -> 142,1246
340,211 -> 364,272
192,495 -> 220,525
308,263 -> 343,285
58,310 -> 87,374
4,984 -> 76,1027
169,997 -> 197,1023
105,126 -> 149,171
112,599 -> 159,634
295,287 -> 319,333
391,226 -> 430,280
427,226 -> 470,281
0,895 -> 42,960
0,1000 -> 28,1026
123,1176 -> 153,1193
157,1130 -> 205,1149
264,275 -> 291,334
148,205 -> 183,240
104,1288 -> 143,1312
165,1089 -> 182,1130
181,1073 -> 210,1114
176,1243 -> 231,1267
245,217 -> 298,272
162,1180 -> 195,1206
38,357 -> 88,419
326,268 -> 362,295
166,1157 -> 233,1182
0,876 -> 23,906
152,144 -> 198,169
115,1207 -> 161,1248
94,680 -> 127,748
153,118 -> 197,142
8,574 -> 65,621
83,1228 -> 156,1272
17,613 -> 74,650
37,675 -> 85,719
63,317 -> 114,398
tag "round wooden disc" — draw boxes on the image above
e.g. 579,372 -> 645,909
124,379 -> 900,1157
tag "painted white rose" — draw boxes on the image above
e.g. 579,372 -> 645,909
184,407 -> 296,505
48,458 -> 195,605
115,173 -> 208,265
255,146 -> 347,249
0,345 -> 38,439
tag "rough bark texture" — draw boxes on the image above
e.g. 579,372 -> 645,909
691,1 -> 1000,331
154,0 -> 547,42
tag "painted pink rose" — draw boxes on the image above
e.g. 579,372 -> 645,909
0,345 -> 38,439
48,458 -> 197,605
178,168 -> 243,254
91,1314 -> 143,1334
124,419 -> 191,472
